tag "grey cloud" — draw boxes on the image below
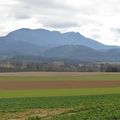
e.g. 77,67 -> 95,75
111,28 -> 120,41
18,0 -> 75,12
91,34 -> 102,40
43,22 -> 80,29
21,0 -> 63,8
13,14 -> 31,20
111,28 -> 120,33
11,0 -> 76,22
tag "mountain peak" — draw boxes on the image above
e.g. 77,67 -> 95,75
0,28 -> 120,62
1,28 -> 119,50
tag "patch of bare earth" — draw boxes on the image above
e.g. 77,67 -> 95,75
0,72 -> 104,77
0,80 -> 120,90
0,108 -> 71,120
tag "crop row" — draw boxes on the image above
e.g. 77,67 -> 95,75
0,94 -> 120,119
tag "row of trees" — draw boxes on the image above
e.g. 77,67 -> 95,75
0,62 -> 120,72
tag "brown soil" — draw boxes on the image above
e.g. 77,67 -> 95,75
0,72 -> 106,77
0,108 -> 70,120
0,80 -> 120,90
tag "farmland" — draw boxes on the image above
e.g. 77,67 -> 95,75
0,72 -> 120,119
0,95 -> 120,119
0,72 -> 120,81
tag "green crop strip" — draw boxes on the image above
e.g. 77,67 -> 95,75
0,73 -> 120,81
0,87 -> 120,98
0,94 -> 120,119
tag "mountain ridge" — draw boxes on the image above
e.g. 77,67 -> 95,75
2,28 -> 119,50
0,28 -> 120,62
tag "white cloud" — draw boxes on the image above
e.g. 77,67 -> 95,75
0,0 -> 120,46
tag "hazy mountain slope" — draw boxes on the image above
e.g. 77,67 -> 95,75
43,45 -> 120,62
43,45 -> 103,61
0,40 -> 44,56
1,28 -> 118,50
0,28 -> 120,62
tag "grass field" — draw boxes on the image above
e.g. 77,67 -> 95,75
0,72 -> 120,119
0,88 -> 120,98
0,72 -> 120,81
0,94 -> 120,120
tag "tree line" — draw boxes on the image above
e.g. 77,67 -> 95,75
0,62 -> 120,72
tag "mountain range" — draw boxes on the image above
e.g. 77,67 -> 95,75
0,28 -> 120,62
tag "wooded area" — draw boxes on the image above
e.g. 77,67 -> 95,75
0,62 -> 120,72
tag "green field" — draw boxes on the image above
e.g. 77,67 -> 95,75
0,73 -> 120,81
0,72 -> 120,119
0,94 -> 120,120
0,88 -> 120,98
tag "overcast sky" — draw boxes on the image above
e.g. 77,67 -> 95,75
0,0 -> 120,45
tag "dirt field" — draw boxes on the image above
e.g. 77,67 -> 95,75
0,72 -> 120,90
0,80 -> 120,90
0,72 -> 113,76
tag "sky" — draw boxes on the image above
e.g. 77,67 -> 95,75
0,0 -> 120,46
